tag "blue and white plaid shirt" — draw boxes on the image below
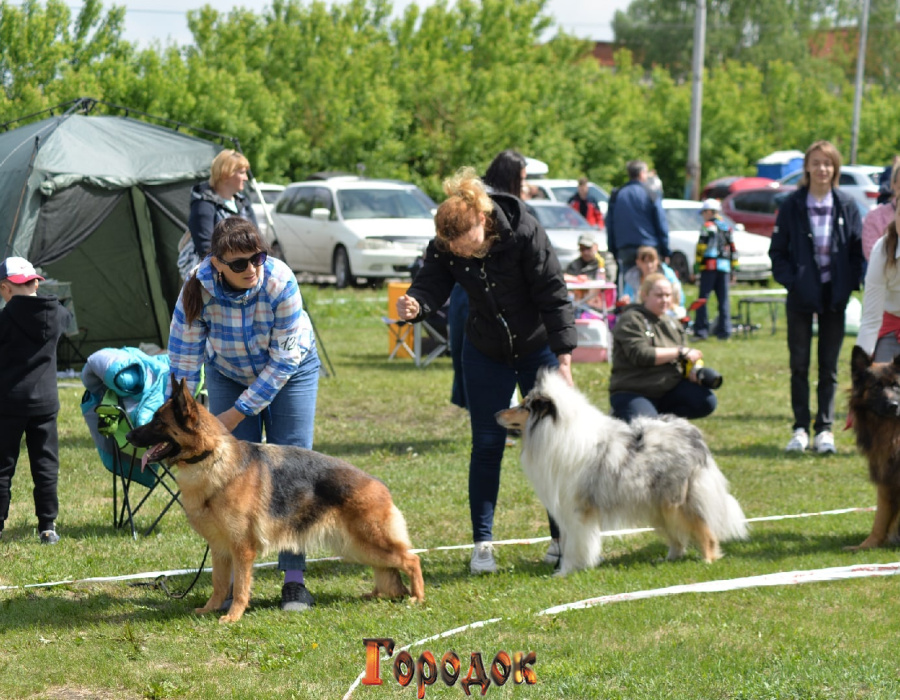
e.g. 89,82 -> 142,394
168,257 -> 315,416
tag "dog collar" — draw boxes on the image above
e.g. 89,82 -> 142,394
182,450 -> 213,464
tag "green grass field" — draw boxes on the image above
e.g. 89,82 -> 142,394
2,283 -> 899,700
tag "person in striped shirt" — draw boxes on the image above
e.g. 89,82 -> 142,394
168,217 -> 321,612
769,140 -> 864,455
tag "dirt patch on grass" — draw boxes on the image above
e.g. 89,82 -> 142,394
31,687 -> 141,700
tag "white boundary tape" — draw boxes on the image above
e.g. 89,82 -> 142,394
0,505 -> 876,592
341,560 -> 900,699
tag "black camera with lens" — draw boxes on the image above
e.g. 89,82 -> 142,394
683,358 -> 723,389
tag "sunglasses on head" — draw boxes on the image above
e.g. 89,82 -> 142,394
218,251 -> 267,273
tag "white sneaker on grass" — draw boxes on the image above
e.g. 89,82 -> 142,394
470,541 -> 497,574
785,428 -> 809,452
813,430 -> 836,455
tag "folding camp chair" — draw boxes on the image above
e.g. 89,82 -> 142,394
84,389 -> 182,539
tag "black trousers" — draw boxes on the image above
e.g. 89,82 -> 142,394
0,412 -> 60,529
785,303 -> 845,435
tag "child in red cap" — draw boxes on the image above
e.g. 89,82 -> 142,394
0,257 -> 72,543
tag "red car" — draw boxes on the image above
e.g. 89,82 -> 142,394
700,176 -> 776,201
720,185 -> 796,237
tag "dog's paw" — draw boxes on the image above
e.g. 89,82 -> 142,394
194,605 -> 214,615
408,595 -> 425,604
218,613 -> 241,624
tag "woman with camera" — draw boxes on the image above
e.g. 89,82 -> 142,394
609,273 -> 719,422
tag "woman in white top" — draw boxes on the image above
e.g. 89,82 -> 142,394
857,204 -> 900,361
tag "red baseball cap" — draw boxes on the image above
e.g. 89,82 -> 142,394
0,257 -> 44,284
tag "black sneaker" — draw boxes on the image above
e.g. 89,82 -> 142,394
40,529 -> 60,545
280,582 -> 315,611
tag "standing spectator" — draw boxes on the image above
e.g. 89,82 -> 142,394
605,160 -> 670,292
694,198 -> 738,340
0,257 -> 72,544
187,149 -> 259,259
168,217 -> 321,612
857,205 -> 900,361
862,163 -> 899,261
567,177 -> 604,228
769,140 -> 864,455
877,155 -> 900,205
396,168 -> 576,575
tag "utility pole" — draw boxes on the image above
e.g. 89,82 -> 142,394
849,0 -> 871,164
685,0 -> 707,200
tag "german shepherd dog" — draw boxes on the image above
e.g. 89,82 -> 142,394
127,377 -> 424,622
496,370 -> 747,574
848,345 -> 900,550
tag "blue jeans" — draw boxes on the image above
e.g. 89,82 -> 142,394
695,271 -> 731,339
462,338 -> 560,543
206,350 -> 320,571
786,304 -> 844,434
610,380 -> 717,423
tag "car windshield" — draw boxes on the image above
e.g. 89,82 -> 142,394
532,205 -> 593,230
337,189 -> 434,220
248,189 -> 283,205
550,184 -> 609,203
665,206 -> 737,230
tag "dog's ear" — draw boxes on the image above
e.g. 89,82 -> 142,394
172,377 -> 197,422
528,394 -> 557,423
851,345 -> 872,380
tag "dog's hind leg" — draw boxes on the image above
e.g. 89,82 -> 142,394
847,484 -> 896,551
195,550 -> 232,616
368,567 -> 408,600
663,505 -> 721,562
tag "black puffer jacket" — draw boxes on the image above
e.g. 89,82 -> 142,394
408,193 -> 576,363
769,186 -> 863,313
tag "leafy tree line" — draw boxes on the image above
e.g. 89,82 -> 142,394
1,0 -> 899,201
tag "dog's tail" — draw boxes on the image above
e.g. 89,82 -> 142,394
689,457 -> 749,542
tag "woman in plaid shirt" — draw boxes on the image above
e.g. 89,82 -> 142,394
168,217 -> 320,612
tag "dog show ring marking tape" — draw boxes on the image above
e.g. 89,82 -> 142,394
0,506 -> 877,592
342,561 -> 900,699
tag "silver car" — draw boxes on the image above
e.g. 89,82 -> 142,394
528,200 -> 615,278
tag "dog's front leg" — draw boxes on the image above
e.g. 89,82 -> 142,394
219,546 -> 255,623
195,550 -> 232,616
847,484 -> 896,551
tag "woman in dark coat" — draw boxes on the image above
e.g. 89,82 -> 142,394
396,168 -> 576,574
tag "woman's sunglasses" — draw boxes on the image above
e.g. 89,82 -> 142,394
218,251 -> 267,273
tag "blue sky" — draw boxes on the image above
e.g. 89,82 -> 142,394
112,0 -> 632,47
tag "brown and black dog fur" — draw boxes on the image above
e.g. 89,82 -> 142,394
127,377 -> 424,622
848,345 -> 900,550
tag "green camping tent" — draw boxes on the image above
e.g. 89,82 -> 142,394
0,111 -> 224,359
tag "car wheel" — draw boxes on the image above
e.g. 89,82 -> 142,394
669,252 -> 693,284
333,246 -> 353,289
269,240 -> 287,264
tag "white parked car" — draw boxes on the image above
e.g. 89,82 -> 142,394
247,182 -> 285,240
268,177 -> 436,287
525,178 -> 611,215
662,199 -> 772,284
778,164 -> 882,211
527,201 -> 615,278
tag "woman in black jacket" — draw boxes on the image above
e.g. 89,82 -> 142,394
769,140 -> 863,455
397,168 -> 576,574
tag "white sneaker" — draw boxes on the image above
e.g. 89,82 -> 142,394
542,539 -> 561,566
470,541 -> 497,574
785,428 -> 809,452
814,430 -> 836,454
